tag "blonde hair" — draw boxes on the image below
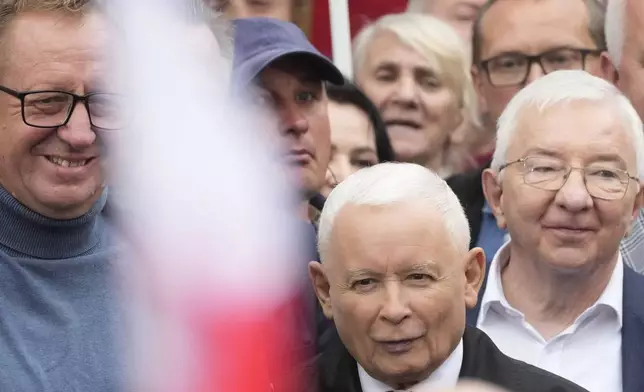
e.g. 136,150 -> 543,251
0,0 -> 89,14
0,0 -> 90,42
353,13 -> 480,129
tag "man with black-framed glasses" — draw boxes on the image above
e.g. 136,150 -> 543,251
0,3 -> 126,391
0,85 -> 124,132
467,70 -> 644,392
0,0 -> 232,391
446,0 -> 608,267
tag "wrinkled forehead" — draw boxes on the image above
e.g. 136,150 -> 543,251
509,101 -> 637,165
363,30 -> 434,68
6,10 -> 107,54
326,202 -> 461,271
478,0 -> 594,58
360,30 -> 455,87
2,11 -> 108,80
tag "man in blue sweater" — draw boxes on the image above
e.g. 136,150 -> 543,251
0,1 -> 230,390
0,2 -> 123,391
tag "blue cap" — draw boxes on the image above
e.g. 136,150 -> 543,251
232,17 -> 345,89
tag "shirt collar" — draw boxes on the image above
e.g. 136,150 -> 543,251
479,241 -> 624,327
357,338 -> 463,392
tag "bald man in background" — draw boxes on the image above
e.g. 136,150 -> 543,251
406,0 -> 486,45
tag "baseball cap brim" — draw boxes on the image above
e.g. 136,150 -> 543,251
235,48 -> 345,89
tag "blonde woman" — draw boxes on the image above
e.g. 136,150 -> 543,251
353,13 -> 480,177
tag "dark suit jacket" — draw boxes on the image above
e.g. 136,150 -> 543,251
307,194 -> 336,354
466,264 -> 644,392
310,326 -> 588,392
446,163 -> 488,249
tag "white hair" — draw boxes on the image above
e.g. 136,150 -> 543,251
190,1 -> 233,60
317,162 -> 471,262
605,0 -> 626,69
491,70 -> 644,180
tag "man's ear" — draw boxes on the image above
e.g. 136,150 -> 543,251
481,168 -> 506,229
308,261 -> 333,320
463,247 -> 486,309
600,52 -> 619,85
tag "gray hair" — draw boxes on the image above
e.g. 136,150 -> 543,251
317,162 -> 471,262
191,1 -> 233,61
491,70 -> 644,180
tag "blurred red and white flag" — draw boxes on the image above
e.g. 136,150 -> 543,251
104,1 -> 310,391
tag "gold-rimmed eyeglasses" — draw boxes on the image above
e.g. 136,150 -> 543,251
499,155 -> 639,201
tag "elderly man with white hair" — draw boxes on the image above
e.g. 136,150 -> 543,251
601,0 -> 644,274
306,162 -> 587,392
465,70 -> 644,392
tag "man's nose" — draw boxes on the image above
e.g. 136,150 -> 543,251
524,61 -> 546,85
380,281 -> 412,324
279,106 -> 309,136
57,102 -> 96,149
555,169 -> 593,211
391,76 -> 418,106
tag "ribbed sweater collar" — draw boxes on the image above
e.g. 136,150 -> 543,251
0,185 -> 107,259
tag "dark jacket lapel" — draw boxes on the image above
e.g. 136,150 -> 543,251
459,327 -> 588,391
446,162 -> 488,248
316,329 -> 363,392
621,265 -> 644,392
467,262 -> 644,391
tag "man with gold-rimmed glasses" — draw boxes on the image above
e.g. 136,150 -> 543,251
497,155 -> 639,201
446,0 -> 608,267
465,70 -> 644,392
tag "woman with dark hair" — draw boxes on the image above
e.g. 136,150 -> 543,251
322,80 -> 395,196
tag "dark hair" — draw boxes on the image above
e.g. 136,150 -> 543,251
471,0 -> 607,65
325,80 -> 395,163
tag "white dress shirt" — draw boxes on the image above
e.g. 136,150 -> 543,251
478,242 -> 623,392
357,339 -> 463,392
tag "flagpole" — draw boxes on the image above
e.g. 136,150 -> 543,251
328,0 -> 352,79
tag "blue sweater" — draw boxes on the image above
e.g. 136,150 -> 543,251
0,186 -> 122,391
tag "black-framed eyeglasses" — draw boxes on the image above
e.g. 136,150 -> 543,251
479,47 -> 603,87
0,85 -> 125,130
499,156 -> 639,201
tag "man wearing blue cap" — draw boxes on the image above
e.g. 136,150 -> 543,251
233,17 -> 344,210
232,17 -> 344,360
